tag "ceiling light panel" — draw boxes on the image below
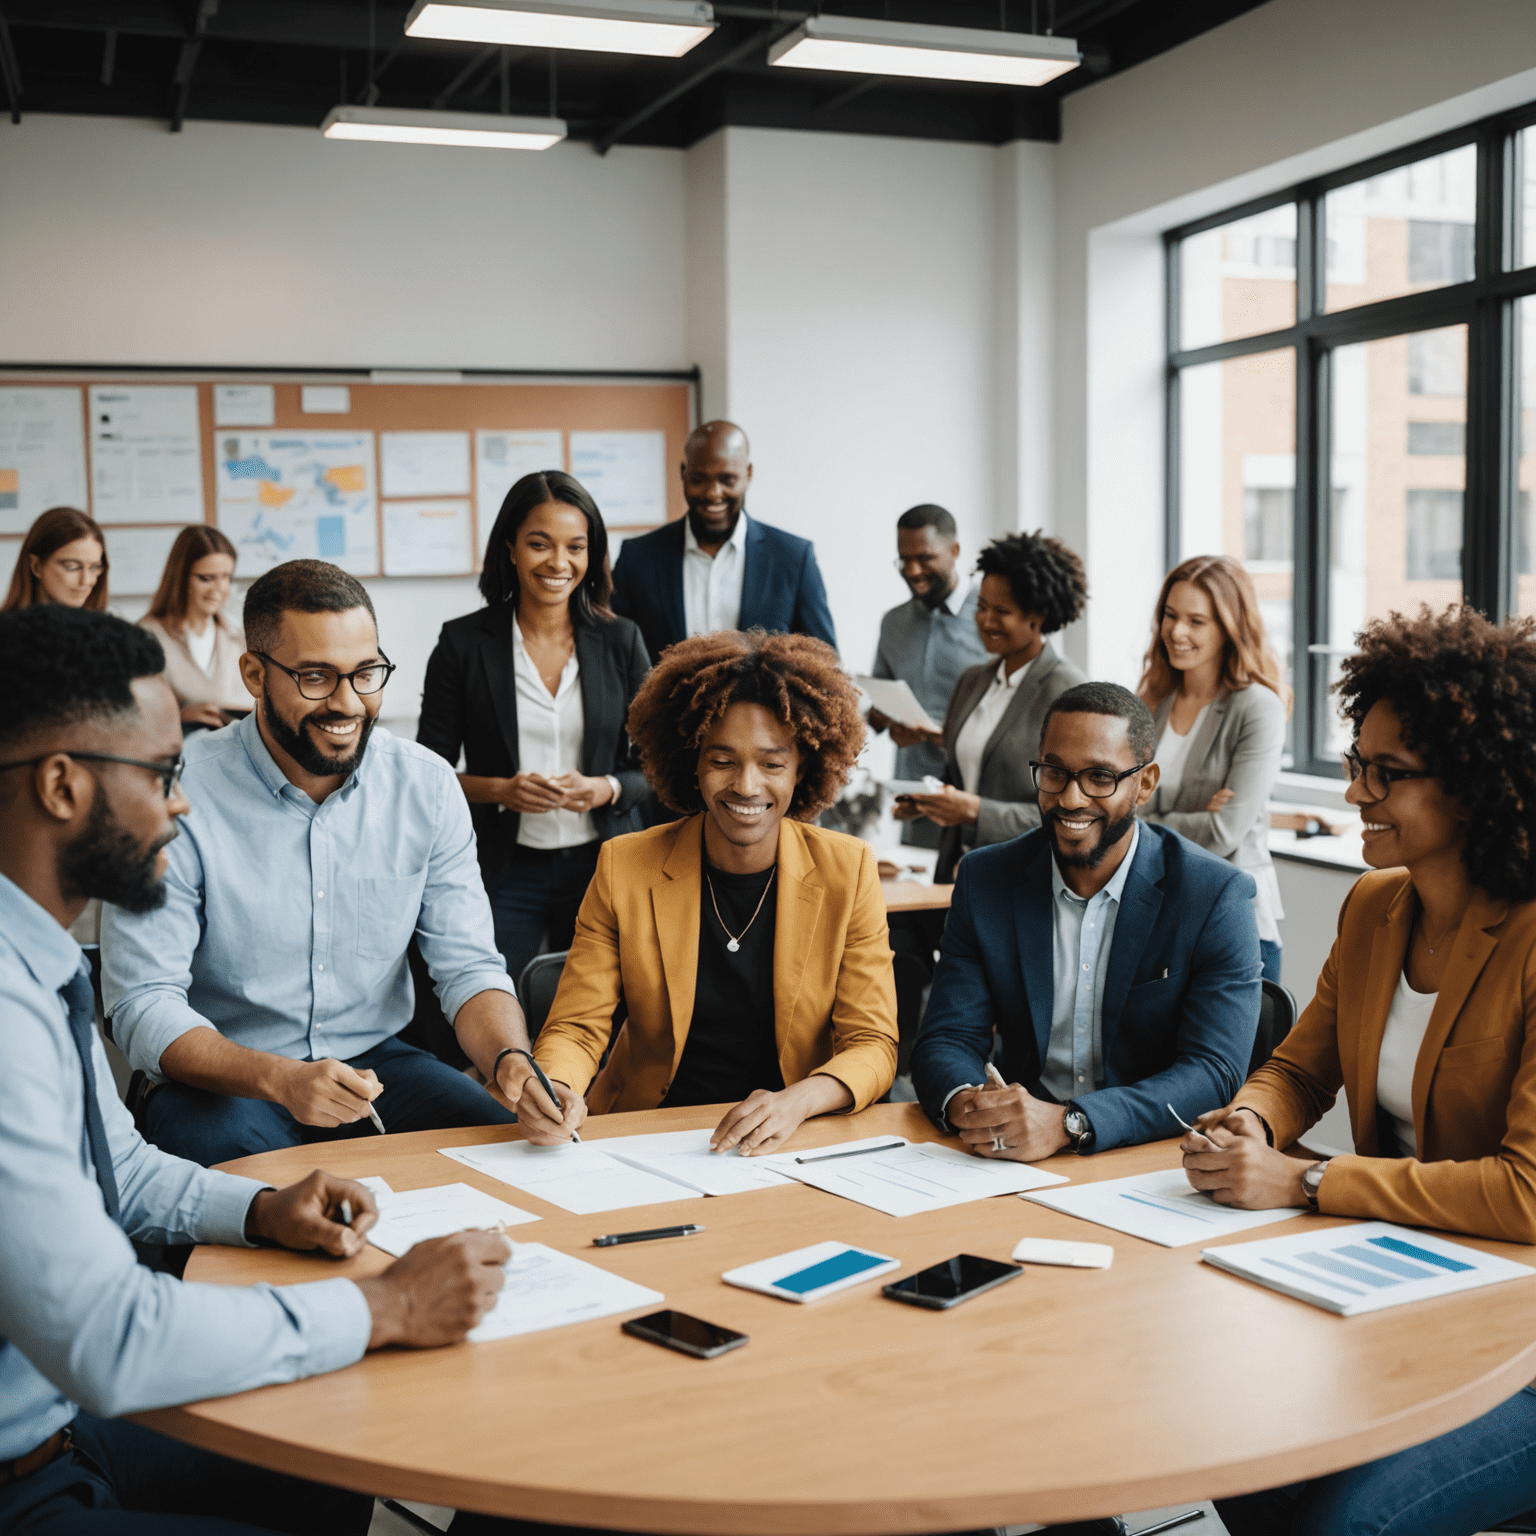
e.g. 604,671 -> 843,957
321,106 -> 567,150
405,0 -> 716,57
768,16 -> 1080,88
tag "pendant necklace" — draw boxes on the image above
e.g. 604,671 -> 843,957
706,866 -> 776,953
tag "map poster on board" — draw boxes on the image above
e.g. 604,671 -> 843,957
569,430 -> 667,527
475,429 -> 563,535
0,387 -> 89,535
89,385 -> 204,525
215,432 -> 379,576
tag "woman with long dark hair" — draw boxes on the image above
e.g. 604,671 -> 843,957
3,507 -> 108,611
418,470 -> 651,984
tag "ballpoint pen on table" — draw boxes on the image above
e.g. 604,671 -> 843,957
793,1140 -> 906,1164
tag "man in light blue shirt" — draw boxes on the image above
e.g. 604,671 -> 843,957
0,605 -> 509,1532
103,561 -> 540,1168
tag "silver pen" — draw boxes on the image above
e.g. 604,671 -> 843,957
1168,1103 -> 1220,1147
366,1101 -> 386,1136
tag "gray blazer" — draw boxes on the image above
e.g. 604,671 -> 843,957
934,645 -> 1087,883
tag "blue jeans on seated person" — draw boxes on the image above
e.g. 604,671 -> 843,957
1259,940 -> 1282,986
1218,1382 -> 1536,1536
489,840 -> 601,987
143,1032 -> 515,1167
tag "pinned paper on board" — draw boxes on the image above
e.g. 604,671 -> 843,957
89,385 -> 204,525
569,430 -> 667,526
382,498 -> 474,576
475,429 -> 564,532
381,430 -> 472,499
301,385 -> 351,415
103,526 -> 185,597
0,387 -> 89,535
214,385 -> 276,428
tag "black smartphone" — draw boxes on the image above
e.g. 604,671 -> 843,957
882,1255 -> 1025,1310
621,1310 -> 749,1359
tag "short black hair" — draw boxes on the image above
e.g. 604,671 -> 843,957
243,560 -> 377,656
0,606 -> 165,754
479,470 -> 613,619
1042,681 -> 1156,763
975,531 -> 1087,635
896,504 -> 956,539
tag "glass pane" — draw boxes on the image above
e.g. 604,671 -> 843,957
1324,144 -> 1476,311
1179,204 -> 1298,351
1327,325 -> 1467,754
1517,125 -> 1536,271
1517,297 -> 1536,614
1178,348 -> 1296,760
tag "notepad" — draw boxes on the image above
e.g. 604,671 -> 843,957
468,1242 -> 664,1341
1200,1221 -> 1536,1316
362,1181 -> 540,1258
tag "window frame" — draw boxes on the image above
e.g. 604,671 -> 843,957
1165,102 -> 1536,777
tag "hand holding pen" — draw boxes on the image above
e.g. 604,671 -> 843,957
494,1047 -> 587,1145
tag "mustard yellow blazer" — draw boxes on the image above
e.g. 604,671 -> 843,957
532,815 -> 899,1114
1239,868 -> 1536,1242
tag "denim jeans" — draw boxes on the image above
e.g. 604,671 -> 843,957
489,840 -> 601,986
143,1033 -> 514,1167
1259,939 -> 1283,986
1218,1382 -> 1536,1536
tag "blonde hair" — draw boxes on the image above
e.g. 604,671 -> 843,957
1137,554 -> 1289,712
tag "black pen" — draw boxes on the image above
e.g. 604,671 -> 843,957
513,1048 -> 581,1143
592,1224 -> 705,1247
794,1138 -> 906,1164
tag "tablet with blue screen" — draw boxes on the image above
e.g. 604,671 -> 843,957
723,1241 -> 900,1303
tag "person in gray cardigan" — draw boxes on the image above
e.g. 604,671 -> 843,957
895,531 -> 1088,884
1137,554 -> 1288,983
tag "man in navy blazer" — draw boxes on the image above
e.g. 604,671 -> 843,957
912,682 -> 1260,1158
610,420 -> 837,659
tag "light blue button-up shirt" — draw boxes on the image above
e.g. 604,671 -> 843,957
0,871 -> 371,1460
102,711 -> 515,1081
1041,822 -> 1140,1103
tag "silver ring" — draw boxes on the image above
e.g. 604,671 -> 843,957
992,1135 -> 1006,1152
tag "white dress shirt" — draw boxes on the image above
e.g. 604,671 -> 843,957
185,620 -> 217,674
953,653 -> 1035,794
683,512 -> 749,637
512,619 -> 596,849
1377,971 -> 1438,1156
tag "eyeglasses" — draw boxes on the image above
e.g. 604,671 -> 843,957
1343,747 -> 1433,801
253,650 -> 395,700
1030,760 -> 1150,799
50,559 -> 106,578
0,751 -> 185,800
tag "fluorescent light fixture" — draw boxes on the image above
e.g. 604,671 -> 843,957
768,16 -> 1080,88
321,105 -> 566,150
405,0 -> 715,57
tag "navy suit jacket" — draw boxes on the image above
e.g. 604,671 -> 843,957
610,515 -> 838,660
911,821 -> 1261,1152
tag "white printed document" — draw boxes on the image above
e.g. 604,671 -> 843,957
852,676 -> 940,732
363,1181 -> 540,1258
1022,1168 -> 1304,1248
601,1128 -> 798,1197
763,1138 -> 1068,1218
469,1242 -> 663,1342
1201,1221 -> 1536,1316
440,1140 -> 704,1216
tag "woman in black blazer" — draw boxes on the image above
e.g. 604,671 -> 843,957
419,470 -> 651,983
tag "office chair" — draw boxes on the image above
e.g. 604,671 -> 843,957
398,935 -> 472,1071
1249,977 -> 1300,1077
1488,1512 -> 1536,1532
516,950 -> 570,1042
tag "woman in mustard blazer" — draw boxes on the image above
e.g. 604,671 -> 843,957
497,629 -> 898,1156
1181,606 -> 1536,1536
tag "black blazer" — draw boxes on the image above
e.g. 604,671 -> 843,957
417,602 -> 652,881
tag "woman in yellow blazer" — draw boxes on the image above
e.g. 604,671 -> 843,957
497,629 -> 898,1156
1182,606 -> 1536,1536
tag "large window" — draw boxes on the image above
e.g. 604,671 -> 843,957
1167,106 -> 1536,776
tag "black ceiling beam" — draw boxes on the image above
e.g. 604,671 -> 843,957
98,25 -> 115,83
3,1 -> 407,52
0,8 -> 23,123
430,43 -> 497,109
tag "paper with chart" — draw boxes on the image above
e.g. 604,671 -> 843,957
569,430 -> 666,525
469,1242 -> 663,1343
440,1140 -> 704,1215
762,1138 -> 1069,1218
853,676 -> 941,732
382,498 -> 474,576
0,387 -> 88,534
89,385 -> 204,524
1201,1221 -> 1536,1316
362,1181 -> 540,1259
381,430 -> 471,499
601,1128 -> 799,1197
476,429 -> 563,528
215,431 -> 378,575
1022,1168 -> 1304,1248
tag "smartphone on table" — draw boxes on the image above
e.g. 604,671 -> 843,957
882,1254 -> 1024,1310
622,1310 -> 749,1359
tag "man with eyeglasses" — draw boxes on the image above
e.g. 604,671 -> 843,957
102,559 -> 531,1168
911,682 -> 1262,1161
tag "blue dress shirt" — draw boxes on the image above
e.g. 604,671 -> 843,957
0,871 -> 371,1461
102,712 -> 515,1081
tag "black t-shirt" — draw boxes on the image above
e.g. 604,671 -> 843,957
661,858 -> 783,1109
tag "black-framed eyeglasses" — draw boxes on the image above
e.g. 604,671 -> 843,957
1343,747 -> 1433,801
1030,760 -> 1150,799
0,751 -> 185,800
253,650 -> 395,700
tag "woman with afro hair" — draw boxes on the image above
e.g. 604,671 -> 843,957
497,629 -> 897,1156
895,530 -> 1087,882
1179,606 -> 1536,1535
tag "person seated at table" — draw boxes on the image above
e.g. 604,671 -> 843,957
500,629 -> 898,1155
3,505 -> 109,611
911,682 -> 1261,1160
101,559 -> 528,1168
1182,606 -> 1536,1536
0,604 -> 511,1536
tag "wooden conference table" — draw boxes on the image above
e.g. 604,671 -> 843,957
144,1104 -> 1536,1534
879,879 -> 952,913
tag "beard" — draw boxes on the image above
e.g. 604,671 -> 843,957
59,791 -> 176,914
262,691 -> 375,779
685,498 -> 744,546
913,573 -> 954,610
1046,806 -> 1138,870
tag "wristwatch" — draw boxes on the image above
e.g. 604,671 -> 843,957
1063,1104 -> 1095,1155
1302,1159 -> 1330,1209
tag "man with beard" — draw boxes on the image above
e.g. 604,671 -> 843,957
0,604 -> 511,1533
610,420 -> 837,660
102,560 -> 533,1167
911,682 -> 1261,1159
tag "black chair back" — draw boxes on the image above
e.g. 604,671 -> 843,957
518,950 -> 570,1042
1249,977 -> 1300,1077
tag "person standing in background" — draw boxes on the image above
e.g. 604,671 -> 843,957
1136,555 -> 1288,984
866,504 -> 989,852
3,506 -> 108,611
610,421 -> 837,659
140,524 -> 250,733
419,471 -> 651,987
